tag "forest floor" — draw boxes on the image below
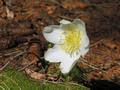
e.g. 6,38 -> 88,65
0,0 -> 120,90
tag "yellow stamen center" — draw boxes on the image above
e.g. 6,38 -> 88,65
60,24 -> 81,54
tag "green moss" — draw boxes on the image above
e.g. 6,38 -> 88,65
0,68 -> 89,90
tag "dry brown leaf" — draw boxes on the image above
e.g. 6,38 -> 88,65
63,0 -> 88,9
0,36 -> 28,51
25,68 -> 46,80
46,5 -> 56,14
87,71 -> 103,80
103,39 -> 117,49
27,38 -> 45,65
9,28 -> 35,37
6,6 -> 14,19
0,28 -> 35,37
0,37 -> 15,51
0,0 -> 3,6
47,75 -> 58,81
0,18 -> 7,27
103,66 -> 120,80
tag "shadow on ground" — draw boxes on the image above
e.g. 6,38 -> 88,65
89,80 -> 120,90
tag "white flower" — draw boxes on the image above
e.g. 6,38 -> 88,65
43,19 -> 89,74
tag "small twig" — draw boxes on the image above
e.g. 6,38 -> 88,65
90,39 -> 103,48
68,82 -> 87,88
81,58 -> 99,70
3,51 -> 21,56
44,80 -> 86,88
0,61 -> 10,71
50,0 -> 64,8
18,57 -> 44,71
0,50 -> 20,58
13,50 -> 26,58
58,15 -> 73,21
44,80 -> 63,85
80,57 -> 106,73
0,50 -> 26,71
0,45 -> 27,58
9,50 -> 26,61
18,60 -> 34,71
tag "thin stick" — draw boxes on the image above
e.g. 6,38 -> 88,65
18,61 -> 34,71
18,56 -> 44,71
0,50 -> 26,71
44,80 -> 64,85
0,51 -> 20,57
0,61 -> 10,71
13,51 -> 26,58
68,82 -> 87,88
80,57 -> 106,73
50,0 -> 64,8
44,80 -> 86,88
58,15 -> 73,21
90,39 -> 103,48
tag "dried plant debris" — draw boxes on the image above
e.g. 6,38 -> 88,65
78,38 -> 120,84
63,0 -> 89,9
0,36 -> 28,51
0,23 -> 35,38
27,38 -> 43,65
25,68 -> 46,80
5,6 -> 14,19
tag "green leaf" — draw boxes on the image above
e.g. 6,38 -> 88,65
0,68 -> 89,90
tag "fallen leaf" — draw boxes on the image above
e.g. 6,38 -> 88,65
0,36 -> 28,51
27,38 -> 44,65
25,68 -> 46,80
63,0 -> 88,9
103,39 -> 117,49
6,6 -> 14,19
0,0 -> 3,6
46,5 -> 56,14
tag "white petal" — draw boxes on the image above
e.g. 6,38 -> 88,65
44,45 -> 80,74
60,59 -> 78,74
73,19 -> 86,33
45,45 -> 77,63
80,35 -> 89,57
44,45 -> 80,62
44,45 -> 62,62
43,25 -> 64,44
73,19 -> 89,57
73,19 -> 85,27
79,29 -> 89,57
60,19 -> 71,24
